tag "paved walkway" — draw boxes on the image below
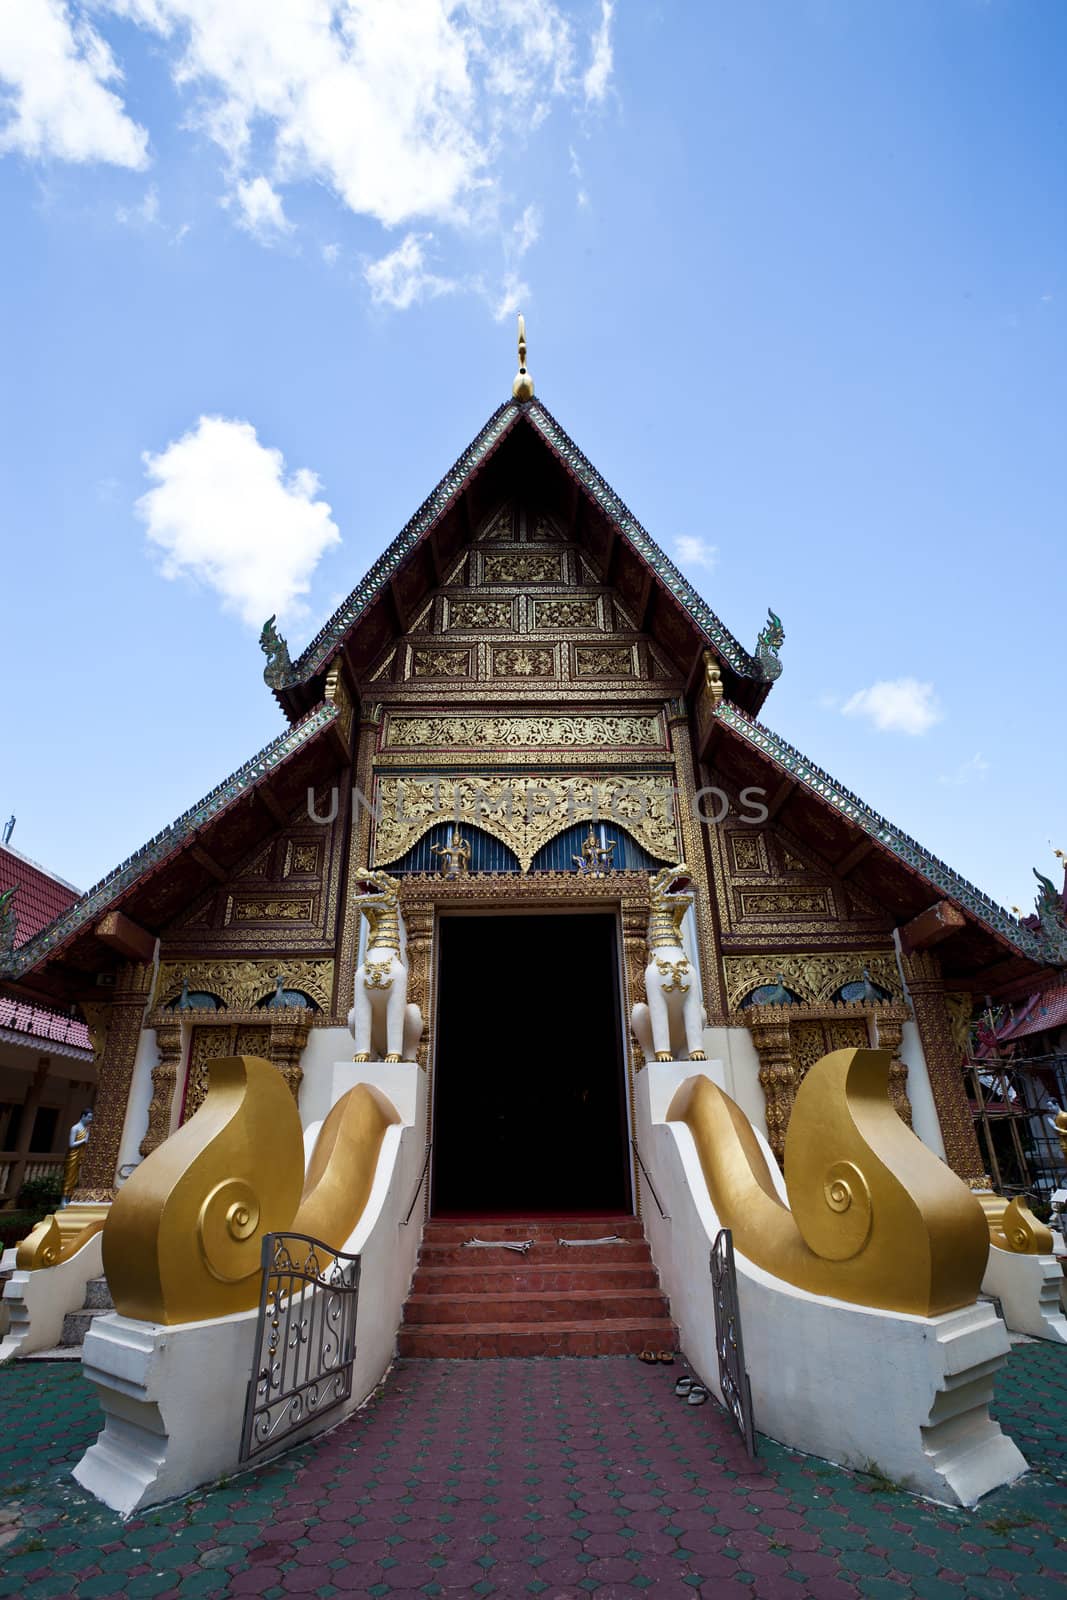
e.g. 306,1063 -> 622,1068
0,1344 -> 1064,1598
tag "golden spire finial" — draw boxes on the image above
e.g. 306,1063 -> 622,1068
512,312 -> 534,401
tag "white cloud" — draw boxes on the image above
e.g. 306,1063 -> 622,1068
511,202 -> 540,258
104,0 -> 580,228
491,269 -> 529,322
938,752 -> 990,787
321,241 -> 340,266
116,182 -> 159,225
568,142 -> 588,206
0,0 -> 148,167
137,415 -> 341,627
583,0 -> 614,103
364,232 -> 457,311
841,678 -> 943,736
674,535 -> 718,571
231,174 -> 292,241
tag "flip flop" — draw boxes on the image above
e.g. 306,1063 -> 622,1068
687,1385 -> 708,1406
657,1351 -> 675,1364
674,1376 -> 693,1396
638,1349 -> 657,1363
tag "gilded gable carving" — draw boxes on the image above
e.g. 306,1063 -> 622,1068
531,512 -> 565,542
484,551 -> 561,584
382,712 -> 666,751
533,597 -> 599,629
156,958 -> 335,1013
372,772 -> 678,871
478,504 -> 514,541
225,896 -> 315,925
729,833 -> 767,874
411,647 -> 472,678
722,952 -> 900,1011
737,889 -> 833,918
575,645 -> 635,677
447,599 -> 513,630
492,646 -> 555,677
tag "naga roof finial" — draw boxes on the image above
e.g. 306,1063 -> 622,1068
512,313 -> 534,401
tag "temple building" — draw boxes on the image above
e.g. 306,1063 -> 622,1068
0,841 -> 94,1206
2,331 -> 1065,1221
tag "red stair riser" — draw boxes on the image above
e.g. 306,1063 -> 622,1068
403,1289 -> 667,1325
401,1214 -> 675,1359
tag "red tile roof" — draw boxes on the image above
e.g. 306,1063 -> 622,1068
997,983 -> 1067,1042
0,844 -> 81,947
0,995 -> 91,1051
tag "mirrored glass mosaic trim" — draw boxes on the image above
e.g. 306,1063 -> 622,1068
714,702 -> 1044,960
1,702 -> 340,978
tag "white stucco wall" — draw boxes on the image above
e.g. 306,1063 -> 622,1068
115,1027 -> 158,1181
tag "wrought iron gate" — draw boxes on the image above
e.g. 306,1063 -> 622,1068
710,1228 -> 757,1458
240,1232 -> 361,1463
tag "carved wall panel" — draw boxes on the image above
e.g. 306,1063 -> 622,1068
722,952 -> 901,1011
381,712 -> 667,753
574,645 -> 636,677
372,773 -> 679,871
492,646 -> 556,678
533,598 -> 600,629
411,647 -> 472,678
483,550 -> 562,584
446,599 -> 514,630
155,958 -> 335,1013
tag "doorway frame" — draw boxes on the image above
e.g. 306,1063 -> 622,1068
396,871 -> 655,1221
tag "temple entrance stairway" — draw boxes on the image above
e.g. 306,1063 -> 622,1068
398,1215 -> 676,1358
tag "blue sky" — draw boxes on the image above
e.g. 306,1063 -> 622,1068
0,0 -> 1063,915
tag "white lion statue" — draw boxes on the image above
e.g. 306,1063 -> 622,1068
631,863 -> 708,1065
348,868 -> 424,1063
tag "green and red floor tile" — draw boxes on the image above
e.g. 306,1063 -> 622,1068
0,1343 -> 1064,1597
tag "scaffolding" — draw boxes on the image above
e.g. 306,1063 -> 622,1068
965,1051 -> 1067,1202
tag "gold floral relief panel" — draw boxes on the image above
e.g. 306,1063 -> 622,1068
410,647 -> 472,678
446,599 -> 514,630
722,952 -> 900,1011
381,712 -> 667,752
736,889 -> 833,919
491,646 -> 557,678
532,597 -> 600,629
156,958 -> 335,1013
728,832 -> 768,874
574,645 -> 637,677
224,896 -> 316,925
483,550 -> 562,584
372,773 -> 679,871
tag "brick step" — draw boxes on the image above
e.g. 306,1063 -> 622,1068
398,1316 -> 677,1360
410,1262 -> 659,1295
422,1217 -> 642,1244
403,1287 -> 669,1326
417,1238 -> 653,1267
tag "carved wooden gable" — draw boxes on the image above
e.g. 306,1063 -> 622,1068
161,782 -> 348,954
364,501 -> 683,693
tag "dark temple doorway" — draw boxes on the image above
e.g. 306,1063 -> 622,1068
431,912 -> 632,1215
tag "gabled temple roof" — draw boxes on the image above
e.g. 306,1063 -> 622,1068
0,702 -> 341,994
266,399 -> 783,717
0,843 -> 82,946
708,702 -> 1050,982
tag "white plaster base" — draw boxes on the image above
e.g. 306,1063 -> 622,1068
982,1246 -> 1067,1344
0,1231 -> 103,1364
635,1063 -> 1027,1507
74,1060 -> 427,1515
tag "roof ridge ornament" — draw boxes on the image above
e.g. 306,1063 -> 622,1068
512,312 -> 534,401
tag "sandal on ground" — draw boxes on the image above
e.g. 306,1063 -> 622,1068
674,1376 -> 693,1396
638,1349 -> 657,1363
657,1351 -> 675,1364
687,1385 -> 708,1406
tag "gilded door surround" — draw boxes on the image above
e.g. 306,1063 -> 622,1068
397,872 -> 652,1211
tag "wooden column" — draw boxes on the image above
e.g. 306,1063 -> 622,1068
336,705 -> 381,1016
74,960 -> 153,1202
872,1006 -> 914,1127
269,1016 -> 311,1101
668,705 -> 726,1016
899,949 -> 986,1181
746,1008 -> 797,1166
139,1022 -> 184,1159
